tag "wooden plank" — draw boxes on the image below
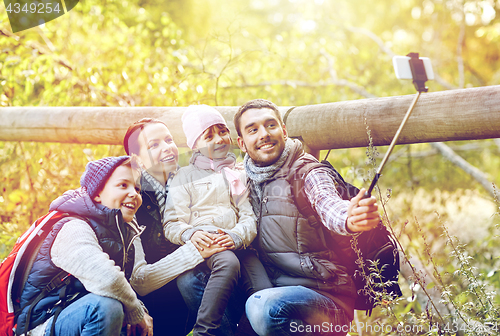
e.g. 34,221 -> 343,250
1,86 -> 499,149
286,85 -> 500,149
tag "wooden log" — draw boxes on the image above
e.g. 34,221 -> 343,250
285,85 -> 500,149
1,86 -> 499,148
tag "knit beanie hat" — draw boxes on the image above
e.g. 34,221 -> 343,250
182,105 -> 228,149
80,156 -> 130,198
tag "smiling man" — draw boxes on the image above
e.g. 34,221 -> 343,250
235,99 -> 381,336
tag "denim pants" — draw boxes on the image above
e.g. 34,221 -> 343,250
138,278 -> 192,335
245,286 -> 351,336
177,249 -> 272,336
44,293 -> 124,336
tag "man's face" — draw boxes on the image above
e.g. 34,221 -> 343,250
237,108 -> 287,166
137,123 -> 179,182
94,165 -> 142,223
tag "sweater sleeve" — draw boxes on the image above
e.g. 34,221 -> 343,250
50,219 -> 144,325
129,237 -> 204,296
163,174 -> 195,245
226,189 -> 257,249
304,168 -> 354,236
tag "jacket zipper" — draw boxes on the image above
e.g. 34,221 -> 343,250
262,197 -> 269,213
126,222 -> 146,252
115,214 -> 127,271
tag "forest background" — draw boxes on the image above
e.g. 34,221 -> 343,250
1,0 -> 500,335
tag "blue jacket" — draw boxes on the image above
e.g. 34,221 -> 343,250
15,188 -> 137,334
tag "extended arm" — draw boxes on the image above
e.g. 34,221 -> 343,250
304,168 -> 380,235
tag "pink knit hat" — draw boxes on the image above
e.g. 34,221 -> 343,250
182,105 -> 228,149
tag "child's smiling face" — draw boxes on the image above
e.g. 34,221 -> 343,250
195,124 -> 231,160
94,164 -> 142,222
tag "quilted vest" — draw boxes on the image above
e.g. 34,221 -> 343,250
254,152 -> 357,299
15,212 -> 135,334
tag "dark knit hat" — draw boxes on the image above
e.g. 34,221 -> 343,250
80,156 -> 130,198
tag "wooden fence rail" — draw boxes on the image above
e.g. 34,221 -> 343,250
1,85 -> 499,149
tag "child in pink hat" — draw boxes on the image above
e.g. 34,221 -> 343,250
164,104 -> 271,335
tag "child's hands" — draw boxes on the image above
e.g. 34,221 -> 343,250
190,231 -> 214,251
213,229 -> 235,250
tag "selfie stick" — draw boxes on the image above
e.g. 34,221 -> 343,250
364,53 -> 429,198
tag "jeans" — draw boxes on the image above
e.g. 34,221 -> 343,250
177,249 -> 271,336
194,250 -> 240,335
138,278 -> 192,335
44,293 -> 124,336
245,286 -> 350,336
177,260 -> 241,336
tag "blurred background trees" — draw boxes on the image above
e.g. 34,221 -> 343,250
1,0 -> 499,334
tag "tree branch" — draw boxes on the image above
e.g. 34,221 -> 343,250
319,49 -> 377,98
222,79 -> 377,98
346,26 -> 459,91
430,142 -> 496,198
457,19 -> 466,88
495,139 -> 500,152
345,26 -> 395,58
387,143 -> 496,162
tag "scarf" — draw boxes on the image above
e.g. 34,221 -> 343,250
191,151 -> 246,196
244,138 -> 293,207
141,169 -> 172,219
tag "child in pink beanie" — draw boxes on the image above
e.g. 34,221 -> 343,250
164,104 -> 271,335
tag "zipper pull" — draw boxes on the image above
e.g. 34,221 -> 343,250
263,197 -> 269,213
47,300 -> 62,314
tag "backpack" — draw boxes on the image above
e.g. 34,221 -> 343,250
290,160 -> 402,315
0,211 -> 76,336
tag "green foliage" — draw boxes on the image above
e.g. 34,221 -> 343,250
1,0 -> 500,334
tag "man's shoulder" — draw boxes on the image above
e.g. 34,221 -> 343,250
288,153 -> 325,179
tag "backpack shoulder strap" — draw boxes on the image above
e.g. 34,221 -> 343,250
289,161 -> 325,228
11,213 -> 87,312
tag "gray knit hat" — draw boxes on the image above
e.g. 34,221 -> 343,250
80,156 -> 130,198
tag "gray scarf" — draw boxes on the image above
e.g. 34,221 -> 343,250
244,138 -> 293,208
141,169 -> 172,220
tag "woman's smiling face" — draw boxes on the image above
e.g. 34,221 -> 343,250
137,123 -> 179,182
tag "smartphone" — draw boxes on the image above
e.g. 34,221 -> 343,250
393,56 -> 434,80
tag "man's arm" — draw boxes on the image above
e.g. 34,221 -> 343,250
304,168 -> 380,235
